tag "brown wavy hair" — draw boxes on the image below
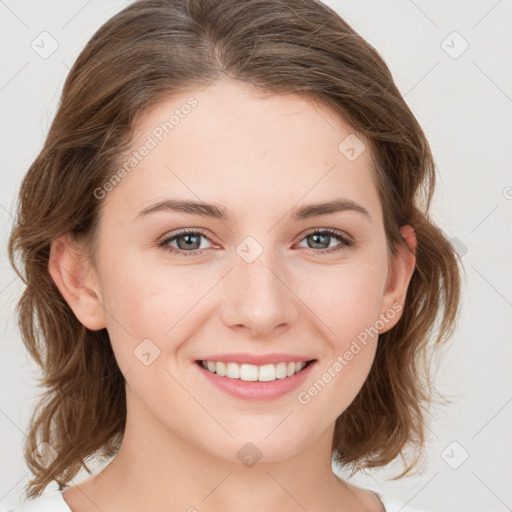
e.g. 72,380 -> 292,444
7,0 -> 463,499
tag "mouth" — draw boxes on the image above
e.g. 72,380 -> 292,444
195,359 -> 316,382
193,357 -> 317,401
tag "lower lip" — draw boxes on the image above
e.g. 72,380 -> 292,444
194,361 -> 316,401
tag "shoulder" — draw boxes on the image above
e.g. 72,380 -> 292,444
2,490 -> 71,512
343,480 -> 428,512
376,491 -> 427,512
3,486 -> 429,512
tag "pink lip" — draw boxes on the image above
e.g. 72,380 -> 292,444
196,353 -> 314,365
194,359 -> 317,401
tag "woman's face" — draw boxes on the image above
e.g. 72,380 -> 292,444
77,78 -> 412,464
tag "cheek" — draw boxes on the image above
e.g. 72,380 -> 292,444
293,262 -> 386,409
99,256 -> 225,376
295,260 -> 387,343
97,259 -> 181,371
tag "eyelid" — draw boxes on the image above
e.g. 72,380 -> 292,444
157,227 -> 216,248
298,227 -> 354,243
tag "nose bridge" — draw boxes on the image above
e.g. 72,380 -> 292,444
221,239 -> 297,335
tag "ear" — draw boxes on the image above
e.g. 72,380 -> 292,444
378,225 -> 417,334
48,233 -> 106,331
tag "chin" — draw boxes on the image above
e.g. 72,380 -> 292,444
200,427 -> 314,465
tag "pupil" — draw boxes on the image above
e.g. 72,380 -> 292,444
311,233 -> 329,249
179,234 -> 199,250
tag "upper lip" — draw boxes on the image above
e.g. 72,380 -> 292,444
196,353 -> 316,366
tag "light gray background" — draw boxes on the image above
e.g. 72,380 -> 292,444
1,1 -> 511,511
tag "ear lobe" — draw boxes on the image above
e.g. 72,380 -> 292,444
48,233 -> 106,331
378,225 -> 417,334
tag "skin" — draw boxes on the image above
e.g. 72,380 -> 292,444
49,77 -> 416,512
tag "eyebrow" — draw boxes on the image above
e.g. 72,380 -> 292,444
133,197 -> 372,222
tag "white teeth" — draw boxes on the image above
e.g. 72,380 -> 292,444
201,360 -> 311,381
226,362 -> 239,379
275,362 -> 287,379
240,364 -> 258,381
295,361 -> 306,372
216,362 -> 227,377
258,364 -> 276,382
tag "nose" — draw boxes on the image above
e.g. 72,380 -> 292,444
220,249 -> 298,339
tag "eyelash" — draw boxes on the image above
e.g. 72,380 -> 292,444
157,228 -> 356,257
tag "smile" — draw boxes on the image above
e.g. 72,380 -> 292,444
197,360 -> 313,382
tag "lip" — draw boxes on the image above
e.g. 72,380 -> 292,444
194,358 -> 317,401
196,352 -> 314,365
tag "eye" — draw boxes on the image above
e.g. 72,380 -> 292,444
158,227 -> 355,257
296,228 -> 355,255
158,228 -> 214,256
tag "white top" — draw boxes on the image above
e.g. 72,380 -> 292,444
3,488 -> 426,512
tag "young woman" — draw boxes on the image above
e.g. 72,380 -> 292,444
7,0 -> 462,510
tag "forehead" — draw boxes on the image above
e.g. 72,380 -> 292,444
104,78 -> 380,222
